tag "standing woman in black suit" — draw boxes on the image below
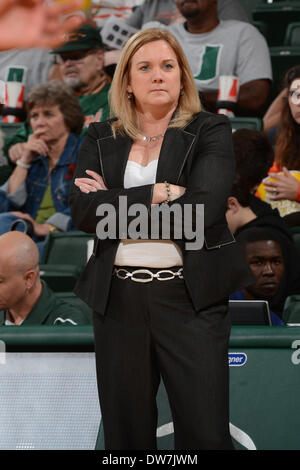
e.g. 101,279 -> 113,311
69,28 -> 253,451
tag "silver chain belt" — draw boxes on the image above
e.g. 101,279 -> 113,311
113,267 -> 184,283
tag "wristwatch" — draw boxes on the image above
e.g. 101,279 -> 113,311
16,159 -> 31,170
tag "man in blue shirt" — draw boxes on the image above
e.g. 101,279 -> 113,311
230,228 -> 289,326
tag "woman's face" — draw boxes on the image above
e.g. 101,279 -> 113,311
288,78 -> 300,124
127,39 -> 182,113
29,103 -> 69,142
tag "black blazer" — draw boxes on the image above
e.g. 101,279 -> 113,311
69,111 -> 253,315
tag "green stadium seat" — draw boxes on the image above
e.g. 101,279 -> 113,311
253,2 -> 300,46
229,117 -> 263,131
39,231 -> 94,292
53,291 -> 93,323
283,295 -> 300,323
284,22 -> 300,45
269,46 -> 300,96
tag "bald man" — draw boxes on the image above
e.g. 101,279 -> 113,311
0,232 -> 90,326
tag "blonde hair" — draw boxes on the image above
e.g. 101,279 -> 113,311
109,28 -> 201,139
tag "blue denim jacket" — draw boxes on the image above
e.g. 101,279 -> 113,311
0,133 -> 82,231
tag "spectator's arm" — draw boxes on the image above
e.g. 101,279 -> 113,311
0,178 -> 27,211
46,211 -> 72,232
0,0 -> 84,50
202,79 -> 271,115
236,79 -> 271,114
234,23 -> 272,114
263,88 -> 287,132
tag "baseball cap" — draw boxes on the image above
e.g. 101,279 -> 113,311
52,25 -> 104,53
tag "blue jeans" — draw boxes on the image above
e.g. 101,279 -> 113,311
0,212 -> 45,260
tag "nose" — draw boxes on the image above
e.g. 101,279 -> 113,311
262,262 -> 275,276
152,66 -> 164,82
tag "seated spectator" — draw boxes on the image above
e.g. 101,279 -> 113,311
0,231 -> 90,325
226,128 -> 300,299
226,181 -> 300,300
127,0 -> 250,28
227,129 -> 278,226
259,66 -> 300,222
230,228 -> 286,325
231,128 -> 274,195
0,80 -> 84,257
166,0 -> 271,115
3,25 -> 110,168
230,227 -> 300,324
226,131 -> 300,321
53,24 -> 110,127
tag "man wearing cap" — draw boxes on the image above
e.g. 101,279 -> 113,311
2,25 -> 111,170
53,24 -> 110,128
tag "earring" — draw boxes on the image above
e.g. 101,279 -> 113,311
180,89 -> 184,96
127,92 -> 133,100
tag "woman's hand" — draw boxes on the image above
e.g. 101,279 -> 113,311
22,132 -> 49,164
8,143 -> 27,164
0,0 -> 84,51
74,170 -> 108,193
264,167 -> 300,201
152,183 -> 186,205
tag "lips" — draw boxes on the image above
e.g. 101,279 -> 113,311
259,282 -> 278,293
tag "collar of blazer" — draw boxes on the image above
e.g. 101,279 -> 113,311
95,113 -> 203,188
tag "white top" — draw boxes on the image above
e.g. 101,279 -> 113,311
114,159 -> 183,267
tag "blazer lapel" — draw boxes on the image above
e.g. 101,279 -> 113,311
97,133 -> 132,188
155,126 -> 196,184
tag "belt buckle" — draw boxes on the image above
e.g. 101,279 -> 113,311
130,269 -> 154,283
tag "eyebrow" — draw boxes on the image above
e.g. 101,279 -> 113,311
136,58 -> 177,64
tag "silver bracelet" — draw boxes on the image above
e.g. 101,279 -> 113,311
163,181 -> 171,204
16,159 -> 31,170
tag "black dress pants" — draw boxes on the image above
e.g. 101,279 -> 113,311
93,270 -> 234,451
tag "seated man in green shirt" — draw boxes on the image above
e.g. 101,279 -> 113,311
0,231 -> 90,326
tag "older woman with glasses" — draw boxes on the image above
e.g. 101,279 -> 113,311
70,28 -> 253,450
0,80 -> 84,256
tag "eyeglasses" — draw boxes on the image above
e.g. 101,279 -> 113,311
289,89 -> 300,104
56,49 -> 94,64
